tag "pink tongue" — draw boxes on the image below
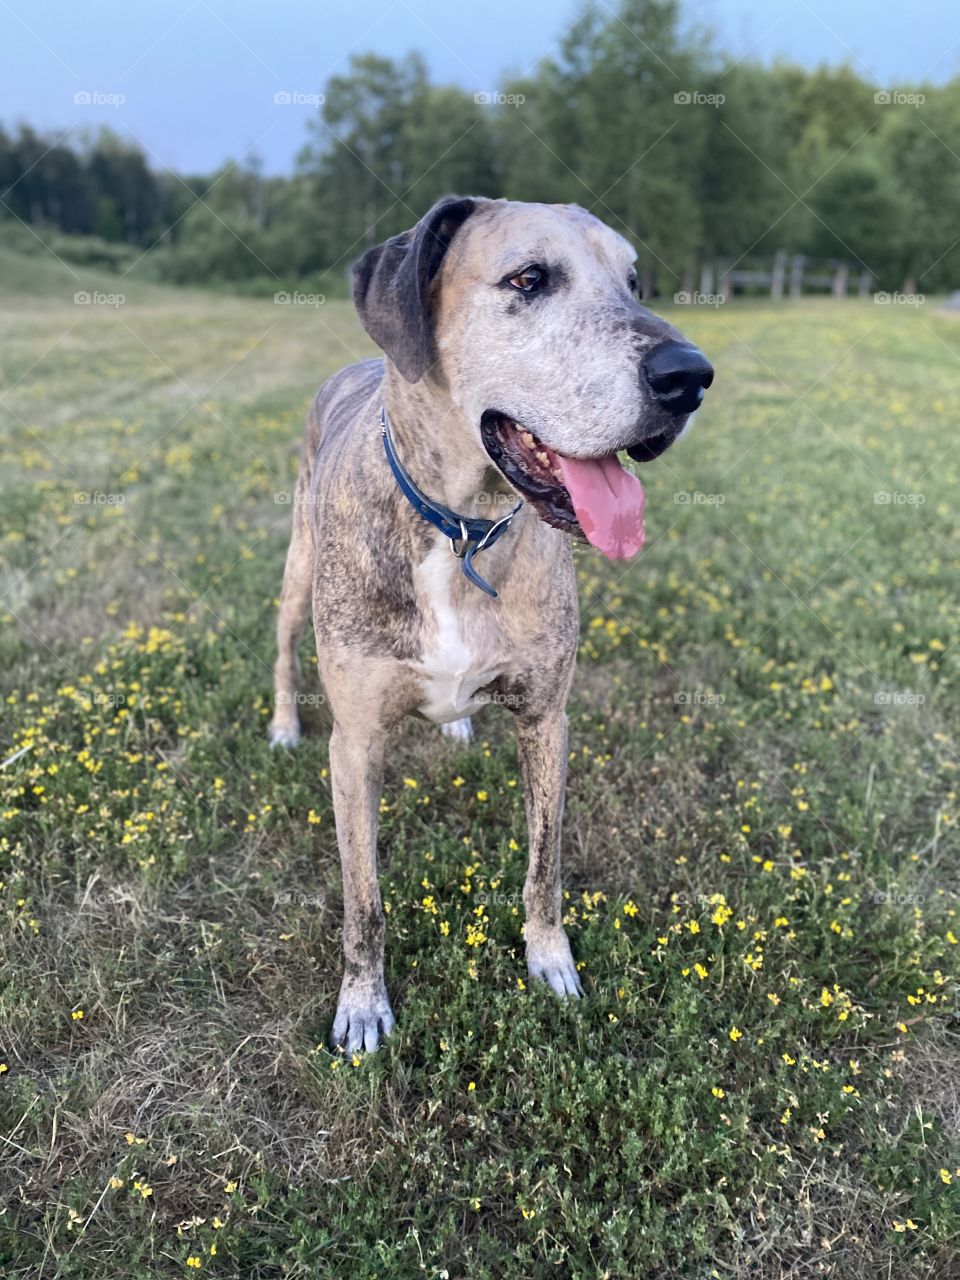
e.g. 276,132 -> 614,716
556,452 -> 645,559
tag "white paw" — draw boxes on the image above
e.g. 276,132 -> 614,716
268,719 -> 301,749
527,928 -> 584,998
441,716 -> 473,743
330,981 -> 395,1053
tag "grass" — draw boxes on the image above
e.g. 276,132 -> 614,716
1,259 -> 959,1278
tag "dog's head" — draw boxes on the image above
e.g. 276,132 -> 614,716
353,196 -> 714,559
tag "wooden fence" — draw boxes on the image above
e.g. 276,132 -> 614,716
698,252 -> 874,301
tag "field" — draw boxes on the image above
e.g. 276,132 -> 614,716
2,251 -> 960,1279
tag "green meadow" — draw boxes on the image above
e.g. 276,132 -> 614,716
1,251 -> 959,1278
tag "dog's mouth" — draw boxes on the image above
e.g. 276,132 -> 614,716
480,412 -> 649,560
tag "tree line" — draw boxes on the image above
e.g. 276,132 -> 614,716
2,0 -> 958,295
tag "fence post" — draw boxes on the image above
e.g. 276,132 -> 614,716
832,262 -> 849,298
789,254 -> 805,298
858,270 -> 873,297
771,249 -> 787,299
700,262 -> 714,297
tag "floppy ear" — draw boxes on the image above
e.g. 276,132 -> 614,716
352,195 -> 482,383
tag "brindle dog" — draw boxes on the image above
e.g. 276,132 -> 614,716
269,196 -> 713,1051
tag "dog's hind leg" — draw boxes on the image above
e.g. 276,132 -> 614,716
268,487 -> 314,748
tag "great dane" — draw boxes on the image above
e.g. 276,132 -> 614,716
268,196 -> 713,1052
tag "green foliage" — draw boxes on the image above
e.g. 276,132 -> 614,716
2,1 -> 960,293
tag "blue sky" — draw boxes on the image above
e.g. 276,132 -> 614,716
2,0 -> 958,174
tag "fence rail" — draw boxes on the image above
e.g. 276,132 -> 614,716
699,252 -> 873,301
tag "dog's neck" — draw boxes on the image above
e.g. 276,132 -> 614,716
382,364 -> 516,520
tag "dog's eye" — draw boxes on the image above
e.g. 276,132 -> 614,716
627,272 -> 639,295
508,265 -> 546,294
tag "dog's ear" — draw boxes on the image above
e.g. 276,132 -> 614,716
352,196 -> 482,383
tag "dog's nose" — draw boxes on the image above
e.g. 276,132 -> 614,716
643,341 -> 714,416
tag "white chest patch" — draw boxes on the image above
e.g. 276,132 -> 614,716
414,541 -> 503,724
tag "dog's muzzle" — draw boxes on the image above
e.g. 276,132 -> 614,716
643,341 -> 715,416
627,341 -> 714,463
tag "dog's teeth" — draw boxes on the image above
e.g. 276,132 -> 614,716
535,449 -> 551,466
520,431 -> 536,448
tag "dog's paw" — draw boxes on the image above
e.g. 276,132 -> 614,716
526,928 -> 584,999
268,719 -> 301,749
330,980 -> 395,1053
440,716 -> 473,744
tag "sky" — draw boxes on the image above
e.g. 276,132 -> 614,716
1,0 -> 958,175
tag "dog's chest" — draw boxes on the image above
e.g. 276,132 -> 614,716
412,543 -> 506,724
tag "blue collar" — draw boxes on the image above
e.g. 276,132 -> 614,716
380,406 -> 522,598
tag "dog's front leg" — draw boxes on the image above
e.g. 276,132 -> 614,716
516,710 -> 583,999
328,722 -> 394,1052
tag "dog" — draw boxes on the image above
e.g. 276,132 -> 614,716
268,196 -> 713,1052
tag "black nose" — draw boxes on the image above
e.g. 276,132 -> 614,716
643,341 -> 714,416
